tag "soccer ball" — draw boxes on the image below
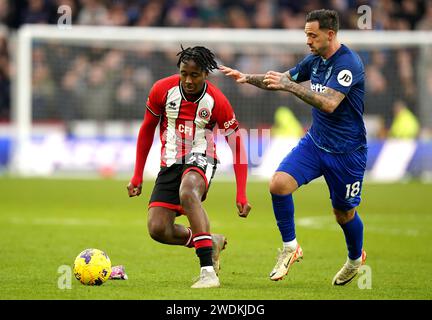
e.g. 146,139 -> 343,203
73,248 -> 112,286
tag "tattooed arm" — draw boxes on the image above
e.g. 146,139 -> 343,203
244,74 -> 276,90
219,65 -> 276,90
219,65 -> 345,113
263,71 -> 345,114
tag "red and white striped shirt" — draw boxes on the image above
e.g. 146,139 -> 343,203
146,75 -> 239,167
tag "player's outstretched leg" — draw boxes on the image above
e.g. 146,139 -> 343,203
332,250 -> 366,286
211,234 -> 227,275
269,172 -> 302,281
180,171 -> 220,289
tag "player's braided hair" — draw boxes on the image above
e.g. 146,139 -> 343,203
176,45 -> 218,73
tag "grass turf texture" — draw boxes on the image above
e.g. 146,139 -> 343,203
0,177 -> 431,300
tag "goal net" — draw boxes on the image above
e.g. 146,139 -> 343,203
11,25 -> 432,178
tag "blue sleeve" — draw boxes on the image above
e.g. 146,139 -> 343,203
326,55 -> 364,95
288,54 -> 314,83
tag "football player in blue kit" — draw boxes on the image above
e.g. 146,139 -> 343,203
220,9 -> 367,285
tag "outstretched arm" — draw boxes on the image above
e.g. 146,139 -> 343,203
263,71 -> 345,113
127,110 -> 159,197
219,65 -> 277,90
225,130 -> 252,218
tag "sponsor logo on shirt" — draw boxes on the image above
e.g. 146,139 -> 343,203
178,124 -> 193,136
311,82 -> 327,93
224,117 -> 237,129
337,69 -> 353,87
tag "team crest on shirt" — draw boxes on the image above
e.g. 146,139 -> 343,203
198,107 -> 211,120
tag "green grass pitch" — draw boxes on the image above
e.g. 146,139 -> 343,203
0,177 -> 431,300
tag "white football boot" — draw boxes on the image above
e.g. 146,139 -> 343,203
191,269 -> 220,289
332,250 -> 367,286
269,244 -> 303,281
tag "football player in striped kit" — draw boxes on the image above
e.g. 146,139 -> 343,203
127,46 -> 252,288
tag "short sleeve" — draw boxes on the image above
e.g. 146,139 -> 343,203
325,57 -> 363,95
146,82 -> 164,117
288,54 -> 314,83
211,90 -> 239,136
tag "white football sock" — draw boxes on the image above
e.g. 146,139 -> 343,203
348,256 -> 362,267
283,238 -> 298,251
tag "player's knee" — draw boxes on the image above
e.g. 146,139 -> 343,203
269,179 -> 283,195
269,173 -> 296,195
147,219 -> 170,243
179,174 -> 205,209
179,187 -> 201,209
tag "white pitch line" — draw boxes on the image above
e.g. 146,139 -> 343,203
4,215 -> 424,237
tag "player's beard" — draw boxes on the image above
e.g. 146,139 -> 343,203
310,46 -> 325,57
309,46 -> 318,55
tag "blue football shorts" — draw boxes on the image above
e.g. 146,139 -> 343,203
276,134 -> 367,211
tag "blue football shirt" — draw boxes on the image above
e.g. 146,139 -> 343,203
288,44 -> 367,153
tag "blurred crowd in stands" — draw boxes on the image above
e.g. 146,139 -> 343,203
1,0 -> 432,138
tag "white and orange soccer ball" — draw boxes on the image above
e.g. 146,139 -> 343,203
73,248 -> 112,286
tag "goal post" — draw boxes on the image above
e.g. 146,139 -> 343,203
11,25 -> 432,178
